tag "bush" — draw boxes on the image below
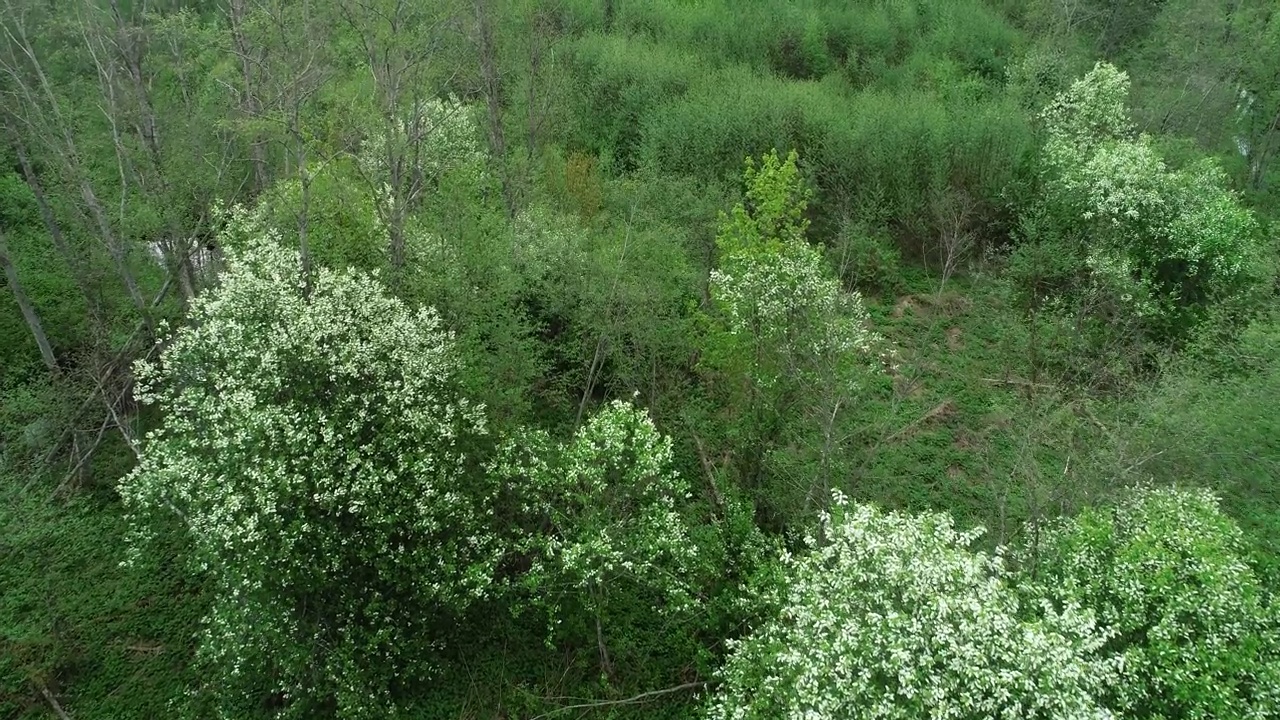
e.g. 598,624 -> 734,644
1032,63 -> 1269,344
119,222 -> 495,717
829,218 -> 905,297
1019,486 -> 1280,719
707,493 -> 1114,719
565,32 -> 700,170
639,74 -> 1035,256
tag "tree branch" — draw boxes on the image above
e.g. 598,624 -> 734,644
533,681 -> 711,719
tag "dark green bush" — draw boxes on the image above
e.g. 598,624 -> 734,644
565,33 -> 701,170
638,74 -> 1035,256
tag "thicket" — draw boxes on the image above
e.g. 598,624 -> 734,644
2,0 -> 1279,718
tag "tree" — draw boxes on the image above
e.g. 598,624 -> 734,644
705,150 -> 882,523
118,208 -> 495,718
1033,62 -> 1265,344
493,399 -> 699,679
220,0 -> 332,290
707,492 -> 1115,720
0,227 -> 57,373
338,0 -> 469,282
1019,486 -> 1280,719
0,0 -> 151,323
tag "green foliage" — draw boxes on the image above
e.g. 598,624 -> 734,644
1032,62 -> 1268,343
6,0 -> 1280,717
0,480 -> 199,720
639,72 -> 1035,254
1020,486 -> 1280,718
118,222 -> 494,717
566,33 -> 701,170
704,150 -> 882,525
244,164 -> 385,273
708,492 -> 1114,720
493,400 -> 700,639
565,0 -> 1018,86
1124,313 -> 1280,580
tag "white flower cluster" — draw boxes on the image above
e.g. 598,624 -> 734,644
1039,62 -> 1134,151
357,94 -> 488,193
510,204 -> 591,286
1041,63 -> 1262,318
120,228 -> 494,714
710,150 -> 881,389
708,492 -> 1115,720
712,242 -> 877,362
494,400 -> 699,617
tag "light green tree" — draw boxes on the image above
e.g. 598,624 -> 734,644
1019,486 -> 1280,719
707,492 -> 1115,720
1038,62 -> 1264,336
705,150 -> 882,523
119,209 -> 495,718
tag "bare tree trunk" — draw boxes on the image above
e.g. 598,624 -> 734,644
590,584 -> 615,682
339,0 -> 457,283
931,189 -> 975,297
526,29 -> 541,165
80,174 -> 148,317
574,217 -> 632,428
0,229 -> 59,373
11,134 -> 98,319
293,117 -> 313,295
475,0 -> 512,215
1,5 -> 150,323
228,0 -> 268,193
90,0 -> 198,303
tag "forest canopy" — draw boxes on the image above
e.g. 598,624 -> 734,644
2,0 -> 1279,718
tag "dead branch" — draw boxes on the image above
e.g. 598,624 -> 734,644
883,399 -> 956,444
36,681 -> 72,720
981,377 -> 1057,389
692,433 -> 726,513
532,681 -> 710,719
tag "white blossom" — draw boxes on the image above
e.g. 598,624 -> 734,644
119,227 -> 493,717
1018,486 -> 1280,719
707,493 -> 1115,720
1039,63 -> 1263,326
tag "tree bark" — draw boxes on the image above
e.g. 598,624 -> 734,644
228,0 -> 269,193
0,229 -> 59,373
475,0 -> 513,215
10,134 -> 98,319
1,7 -> 150,323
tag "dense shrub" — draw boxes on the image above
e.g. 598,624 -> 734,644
708,492 -> 1114,719
1020,486 -> 1280,719
1026,62 -> 1268,346
639,74 -> 1034,255
120,222 -> 495,717
565,33 -> 701,170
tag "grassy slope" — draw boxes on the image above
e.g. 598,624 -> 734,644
0,479 -> 199,719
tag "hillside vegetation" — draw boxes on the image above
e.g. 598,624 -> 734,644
2,0 -> 1279,717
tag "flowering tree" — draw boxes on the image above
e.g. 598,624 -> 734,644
1019,486 -> 1280,719
1038,62 -> 1264,335
355,94 -> 489,281
493,400 -> 698,675
118,212 -> 495,718
711,150 -> 879,387
706,150 -> 882,520
707,492 -> 1115,720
